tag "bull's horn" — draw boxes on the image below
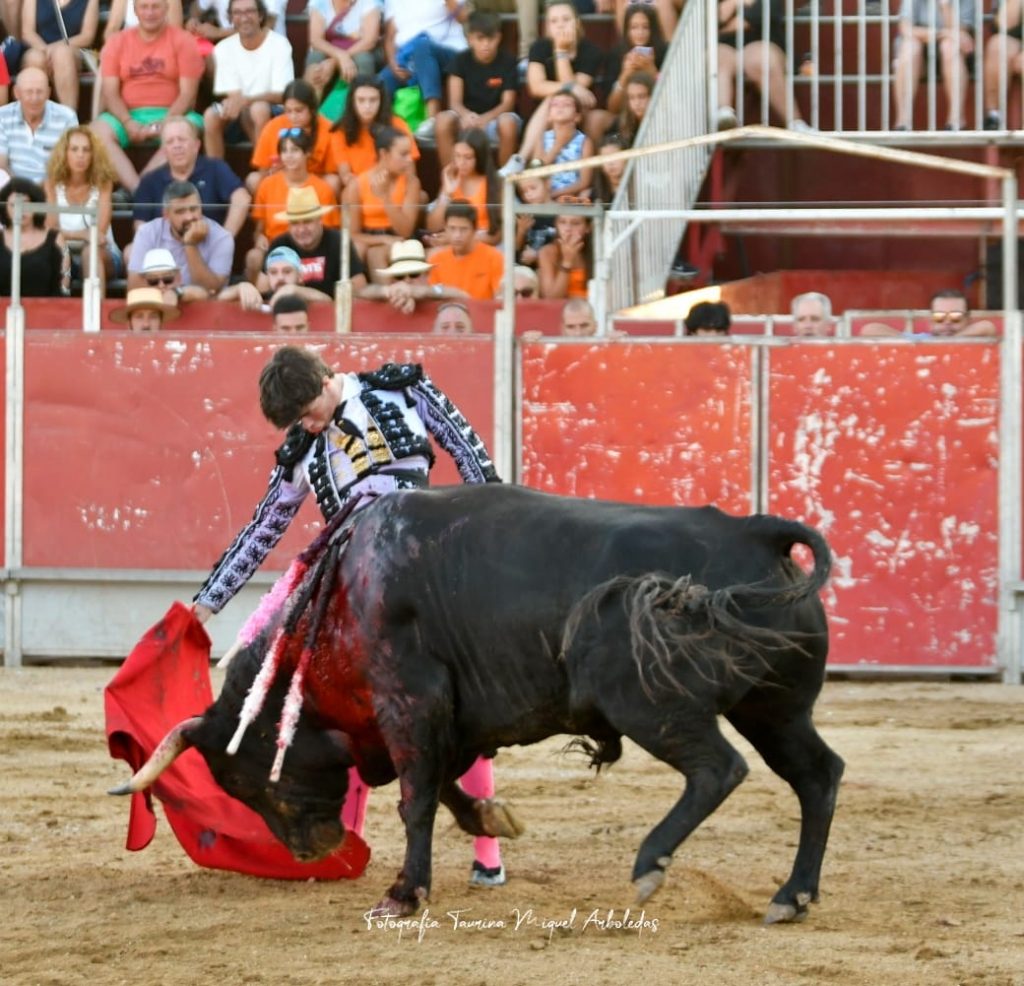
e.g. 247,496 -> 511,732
217,638 -> 244,670
108,716 -> 203,795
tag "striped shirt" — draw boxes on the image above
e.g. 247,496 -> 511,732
0,101 -> 80,185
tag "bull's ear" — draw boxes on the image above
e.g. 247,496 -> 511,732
324,730 -> 355,766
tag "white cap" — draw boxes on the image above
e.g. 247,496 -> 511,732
142,248 -> 178,274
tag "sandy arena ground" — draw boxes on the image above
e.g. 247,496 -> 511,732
1,668 -> 1022,986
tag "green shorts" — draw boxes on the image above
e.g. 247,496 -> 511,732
98,108 -> 205,148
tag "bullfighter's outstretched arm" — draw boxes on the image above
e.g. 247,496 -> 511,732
408,374 -> 501,484
193,463 -> 309,615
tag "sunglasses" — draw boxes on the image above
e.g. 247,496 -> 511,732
390,272 -> 419,281
932,310 -> 966,323
515,287 -> 535,298
281,126 -> 304,138
145,274 -> 176,286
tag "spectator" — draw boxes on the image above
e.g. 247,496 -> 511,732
248,129 -> 339,281
220,243 -> 333,309
685,300 -> 731,336
614,0 -> 679,39
343,124 -> 420,277
861,289 -> 998,337
104,0 -> 184,41
128,180 -> 234,295
522,87 -> 594,199
0,66 -> 78,186
716,0 -> 812,132
500,0 -> 606,178
513,263 -> 539,299
271,292 -> 309,331
425,127 -> 499,244
93,0 -> 205,191
249,79 -> 338,196
328,75 -> 418,191
266,185 -> 368,298
202,0 -> 294,160
983,2 -> 1022,129
361,237 -> 468,313
514,173 -> 555,267
303,0 -> 381,102
435,10 -> 520,168
0,0 -> 20,37
183,0 -> 234,54
613,70 -> 655,148
471,0 -> 539,62
894,0 -> 976,131
561,297 -> 597,336
791,291 -> 834,337
133,115 -> 251,238
433,299 -> 473,334
606,4 -> 668,120
427,198 -> 503,300
109,285 -> 181,330
0,175 -> 70,295
379,0 -> 470,140
7,0 -> 100,109
139,246 -> 209,305
592,132 -> 626,203
537,207 -> 592,299
44,125 -> 121,287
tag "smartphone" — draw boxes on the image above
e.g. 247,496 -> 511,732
633,45 -> 654,57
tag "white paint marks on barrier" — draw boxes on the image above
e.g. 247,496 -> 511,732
79,503 -> 150,533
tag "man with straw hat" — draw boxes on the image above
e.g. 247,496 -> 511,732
109,286 -> 181,331
360,238 -> 468,314
267,186 -> 364,298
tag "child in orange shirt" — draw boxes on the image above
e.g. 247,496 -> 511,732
247,79 -> 338,196
247,130 -> 339,282
328,74 -> 419,190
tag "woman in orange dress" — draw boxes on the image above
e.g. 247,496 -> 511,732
341,125 -> 421,280
424,127 -> 499,246
246,79 -> 338,196
328,74 -> 419,191
246,130 -> 339,281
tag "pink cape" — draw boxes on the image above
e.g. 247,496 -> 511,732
104,601 -> 370,880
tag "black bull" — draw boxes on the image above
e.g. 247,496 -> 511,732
114,484 -> 843,923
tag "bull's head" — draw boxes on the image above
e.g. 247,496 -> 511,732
110,643 -> 353,863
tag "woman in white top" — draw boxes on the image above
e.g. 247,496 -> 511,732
44,125 -> 123,287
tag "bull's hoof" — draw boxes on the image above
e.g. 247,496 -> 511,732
763,891 -> 813,925
479,798 -> 526,839
633,857 -> 671,904
368,895 -> 420,918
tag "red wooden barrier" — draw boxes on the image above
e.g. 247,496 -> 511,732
766,345 -> 999,670
520,341 -> 756,513
22,333 -> 494,570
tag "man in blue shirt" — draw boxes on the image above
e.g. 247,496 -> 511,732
0,67 -> 78,185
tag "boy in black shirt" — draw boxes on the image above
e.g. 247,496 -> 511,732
435,11 -> 521,168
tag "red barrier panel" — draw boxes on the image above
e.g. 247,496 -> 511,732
520,341 -> 755,512
766,344 -> 999,670
22,333 -> 494,569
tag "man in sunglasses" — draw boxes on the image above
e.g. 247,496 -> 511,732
137,248 -> 210,307
862,289 -> 998,338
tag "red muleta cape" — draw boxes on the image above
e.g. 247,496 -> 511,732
104,601 -> 369,880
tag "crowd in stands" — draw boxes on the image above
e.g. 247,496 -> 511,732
0,0 -> 1013,333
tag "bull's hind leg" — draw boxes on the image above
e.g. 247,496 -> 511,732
725,704 -> 844,924
610,708 -> 750,903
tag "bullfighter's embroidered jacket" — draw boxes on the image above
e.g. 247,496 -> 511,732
195,363 -> 499,613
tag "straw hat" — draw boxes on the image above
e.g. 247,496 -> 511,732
109,287 -> 181,324
375,239 -> 433,278
273,186 -> 332,223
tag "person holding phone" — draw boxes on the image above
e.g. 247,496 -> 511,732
605,3 -> 667,117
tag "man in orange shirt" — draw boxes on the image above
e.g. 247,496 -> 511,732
427,200 -> 503,301
93,0 -> 205,191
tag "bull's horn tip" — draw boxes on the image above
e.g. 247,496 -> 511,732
108,782 -> 133,796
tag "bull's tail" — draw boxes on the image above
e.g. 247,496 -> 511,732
561,519 -> 830,700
